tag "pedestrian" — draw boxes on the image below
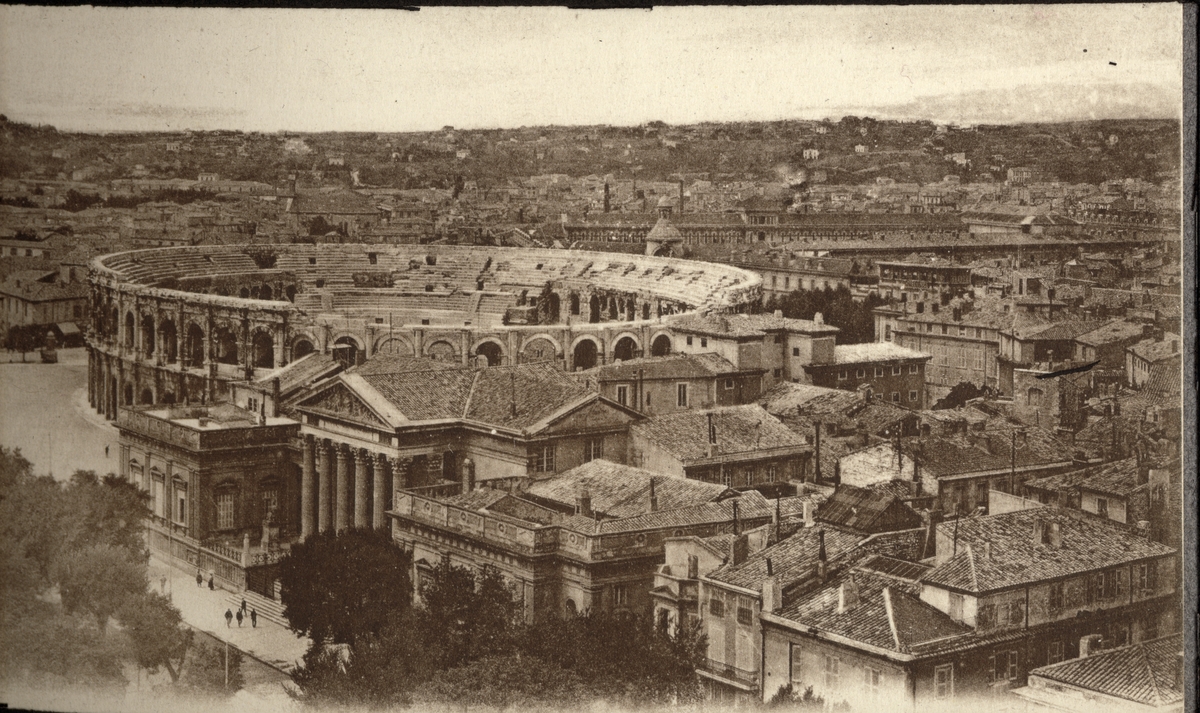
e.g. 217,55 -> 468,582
225,609 -> 233,628
250,609 -> 257,628
196,570 -> 203,587
105,445 -> 110,458
208,574 -> 215,591
240,597 -> 247,616
236,609 -> 244,627
160,575 -> 167,593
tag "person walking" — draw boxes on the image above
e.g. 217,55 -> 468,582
240,597 -> 247,616
160,574 -> 167,593
250,609 -> 257,628
208,574 -> 215,591
235,609 -> 244,628
196,570 -> 203,588
224,609 -> 233,628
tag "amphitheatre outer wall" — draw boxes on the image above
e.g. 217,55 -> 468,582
86,243 -> 762,419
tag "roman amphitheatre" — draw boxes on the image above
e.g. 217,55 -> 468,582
86,243 -> 762,417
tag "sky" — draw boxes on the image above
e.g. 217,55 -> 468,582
0,5 -> 1184,133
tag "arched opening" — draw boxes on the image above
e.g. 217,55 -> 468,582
260,284 -> 273,301
185,324 -> 205,367
546,293 -> 561,323
569,293 -> 580,316
475,341 -> 503,367
442,451 -> 457,482
139,388 -> 154,405
333,336 -> 360,366
588,295 -> 601,323
123,383 -> 134,405
427,341 -> 457,363
653,245 -> 672,257
239,287 -> 250,298
161,391 -> 176,405
375,338 -> 413,357
1027,387 -> 1043,406
642,303 -> 651,320
250,286 -> 261,299
109,307 -> 118,339
565,599 -> 577,618
613,336 -> 637,362
160,319 -> 178,360
215,327 -> 239,365
141,315 -> 155,357
573,340 -> 599,371
758,231 -> 766,241
252,331 -> 275,369
285,285 -> 297,302
520,338 -> 557,364
123,312 -> 135,350
651,334 -> 672,357
293,339 -> 315,359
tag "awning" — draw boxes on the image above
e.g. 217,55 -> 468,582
56,322 -> 81,336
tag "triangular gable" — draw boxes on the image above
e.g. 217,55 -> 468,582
296,379 -> 393,430
536,396 -> 642,437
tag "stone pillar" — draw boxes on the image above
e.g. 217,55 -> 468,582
335,445 -> 350,531
87,348 -> 96,408
301,436 -> 316,540
273,324 -> 285,368
353,450 -> 370,529
317,441 -> 332,533
390,456 -> 409,509
372,453 -> 388,529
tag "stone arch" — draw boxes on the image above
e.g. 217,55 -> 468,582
260,284 -> 273,301
519,333 -> 563,362
161,391 -> 176,405
184,323 -> 205,367
471,338 -> 505,367
332,334 -> 363,366
124,311 -> 135,350
123,382 -> 134,406
642,302 -> 651,320
545,292 -> 561,323
109,306 -> 119,339
139,387 -> 154,405
214,325 -> 239,365
140,314 -> 156,357
571,336 -> 602,371
373,335 -> 415,357
239,287 -> 250,298
251,328 -> 275,369
160,319 -> 178,362
285,285 -> 297,302
650,332 -> 673,357
612,333 -> 640,362
426,340 -> 458,363
588,294 -> 601,323
292,339 -> 316,359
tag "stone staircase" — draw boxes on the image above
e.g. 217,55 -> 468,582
225,588 -> 289,630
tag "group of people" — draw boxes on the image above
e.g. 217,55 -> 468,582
225,598 -> 258,628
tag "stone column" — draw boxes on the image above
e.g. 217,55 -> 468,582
390,457 -> 409,509
372,453 -> 388,529
317,441 -> 332,533
353,450 -> 370,529
335,445 -> 350,532
301,436 -> 316,540
273,324 -> 285,368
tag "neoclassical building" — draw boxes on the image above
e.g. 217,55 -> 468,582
86,243 -> 762,420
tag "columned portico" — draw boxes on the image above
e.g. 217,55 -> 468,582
301,435 -> 316,540
317,440 -> 332,533
372,453 -> 389,529
335,445 -> 350,532
354,449 -> 370,529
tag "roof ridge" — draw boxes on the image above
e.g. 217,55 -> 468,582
881,586 -> 903,652
1135,642 -> 1164,705
463,369 -> 482,420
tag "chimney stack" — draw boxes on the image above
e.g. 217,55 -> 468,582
461,458 -> 475,494
1047,521 -> 1062,549
814,312 -> 824,325
1079,634 -> 1103,658
836,576 -> 859,614
649,478 -> 658,512
578,489 -> 593,518
731,499 -> 740,535
762,558 -> 782,614
816,529 -> 828,581
729,533 -> 749,565
802,500 -> 815,528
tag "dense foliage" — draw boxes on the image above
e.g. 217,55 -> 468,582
754,284 -> 886,344
932,381 -> 995,410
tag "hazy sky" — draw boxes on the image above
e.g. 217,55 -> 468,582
0,5 -> 1184,133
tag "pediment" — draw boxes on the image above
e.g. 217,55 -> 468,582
540,398 -> 639,436
298,382 -> 390,429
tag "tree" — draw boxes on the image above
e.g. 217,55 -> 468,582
179,633 -> 243,695
6,324 -> 43,361
418,555 -> 484,669
413,655 -> 589,712
119,591 -> 187,681
63,470 -> 151,559
56,544 -> 148,635
278,528 -> 412,645
767,683 -> 826,710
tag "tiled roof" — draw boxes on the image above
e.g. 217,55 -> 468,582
831,342 -> 930,365
708,525 -> 862,590
1074,320 -> 1146,347
574,489 -> 775,535
859,554 -> 930,582
291,189 -> 378,215
816,484 -> 923,533
646,217 -> 683,242
0,274 -> 88,302
1024,457 -> 1146,499
668,312 -> 838,338
523,459 -> 733,518
582,352 -> 749,382
1143,355 -> 1181,396
630,405 -> 809,463
1014,320 -> 1108,342
903,425 -> 1071,478
922,508 -> 1175,594
258,352 -> 342,397
1127,334 -> 1181,363
1029,634 -> 1183,707
760,382 -> 861,422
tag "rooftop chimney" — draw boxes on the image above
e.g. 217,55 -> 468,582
1079,634 -> 1103,658
762,559 -> 783,613
649,478 -> 658,512
774,309 -> 783,318
836,576 -> 860,614
461,458 -> 475,494
814,312 -> 824,325
729,533 -> 749,565
816,529 -> 828,581
802,500 -> 815,528
578,489 -> 593,518
731,499 -> 741,535
1047,521 -> 1062,549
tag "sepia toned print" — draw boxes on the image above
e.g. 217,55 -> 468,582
0,5 -> 1190,713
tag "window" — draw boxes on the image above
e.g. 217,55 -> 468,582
584,438 -> 603,463
990,650 -> 1019,682
709,597 -> 725,617
838,370 -> 847,380
616,385 -> 628,406
773,368 -> 782,378
737,606 -> 753,626
1095,497 -> 1109,518
700,338 -> 708,348
724,378 -> 735,390
891,392 -> 900,403
976,328 -> 983,339
792,347 -> 800,357
1049,582 -> 1064,611
974,351 -> 984,369
767,465 -> 776,483
175,483 -> 187,524
959,326 -> 967,336
865,668 -> 882,700
1048,640 -> 1064,664
790,644 -> 804,683
773,335 -> 782,344
909,364 -> 918,374
613,585 -> 628,606
216,491 -> 235,530
909,390 -> 919,402
676,383 -> 688,407
856,368 -> 865,378
533,445 -> 556,473
367,252 -> 377,265
823,655 -> 840,689
686,336 -> 693,346
875,367 -> 884,377
941,324 -> 948,335
934,664 -> 954,698
892,366 -> 902,375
